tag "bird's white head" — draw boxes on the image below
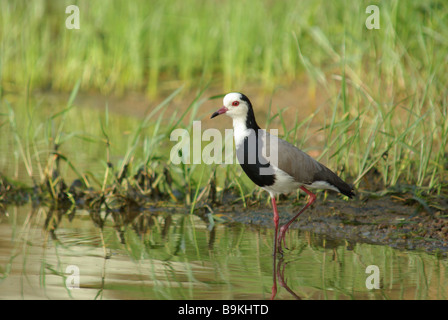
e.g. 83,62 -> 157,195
211,92 -> 251,120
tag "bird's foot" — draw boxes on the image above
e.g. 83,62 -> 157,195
277,226 -> 290,252
277,233 -> 289,254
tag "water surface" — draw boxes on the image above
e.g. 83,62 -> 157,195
0,204 -> 446,300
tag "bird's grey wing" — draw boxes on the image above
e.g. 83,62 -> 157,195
262,131 -> 354,196
261,131 -> 329,183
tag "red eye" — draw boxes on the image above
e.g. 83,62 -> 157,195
232,101 -> 239,106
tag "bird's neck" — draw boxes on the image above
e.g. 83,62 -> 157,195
232,113 -> 261,148
232,111 -> 260,131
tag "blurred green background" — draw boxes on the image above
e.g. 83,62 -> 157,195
1,0 -> 446,96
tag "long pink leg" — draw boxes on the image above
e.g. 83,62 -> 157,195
270,196 -> 279,300
271,196 -> 280,255
278,186 -> 316,252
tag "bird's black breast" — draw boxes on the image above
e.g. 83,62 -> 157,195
236,131 -> 275,187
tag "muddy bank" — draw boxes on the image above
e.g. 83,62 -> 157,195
213,193 -> 448,256
2,169 -> 448,256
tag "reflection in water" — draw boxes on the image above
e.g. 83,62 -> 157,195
272,257 -> 301,300
1,204 -> 448,300
270,236 -> 358,300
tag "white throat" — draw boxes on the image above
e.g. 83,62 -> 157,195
232,116 -> 251,148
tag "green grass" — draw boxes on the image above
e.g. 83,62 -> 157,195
0,0 -> 447,206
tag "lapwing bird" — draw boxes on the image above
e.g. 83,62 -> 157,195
211,92 -> 355,255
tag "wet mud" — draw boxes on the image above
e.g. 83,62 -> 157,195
2,166 -> 447,256
212,192 -> 448,256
